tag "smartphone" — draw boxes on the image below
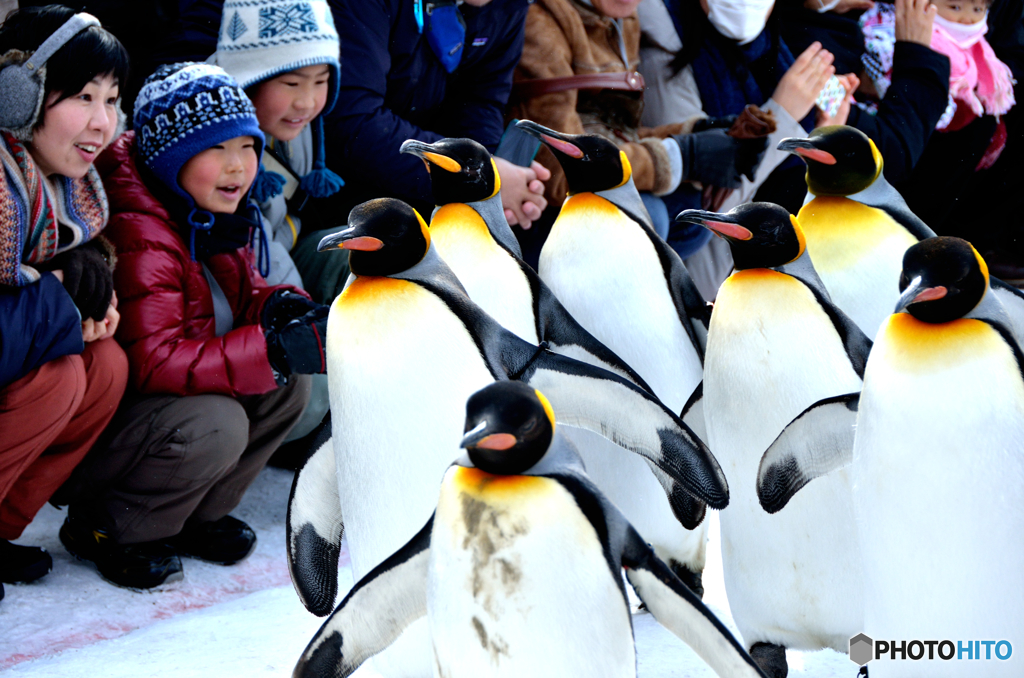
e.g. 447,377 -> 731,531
495,119 -> 543,168
815,75 -> 846,118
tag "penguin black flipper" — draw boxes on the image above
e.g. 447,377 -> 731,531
287,415 -> 343,617
622,527 -> 768,678
293,516 -> 434,678
518,347 -> 728,510
756,393 -> 860,514
530,272 -> 654,393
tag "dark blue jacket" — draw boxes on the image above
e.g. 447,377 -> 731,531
325,0 -> 530,211
1,274 -> 84,389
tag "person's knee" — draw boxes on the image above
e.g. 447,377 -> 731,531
83,339 -> 129,404
171,397 -> 250,478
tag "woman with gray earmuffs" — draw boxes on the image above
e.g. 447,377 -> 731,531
0,5 -> 130,603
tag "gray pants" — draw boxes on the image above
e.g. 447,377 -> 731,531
68,376 -> 311,544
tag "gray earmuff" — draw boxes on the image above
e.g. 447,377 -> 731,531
0,13 -> 101,135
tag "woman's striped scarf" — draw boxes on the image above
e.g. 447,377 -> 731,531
0,131 -> 108,286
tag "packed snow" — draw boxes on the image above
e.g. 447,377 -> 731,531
1,467 -> 856,677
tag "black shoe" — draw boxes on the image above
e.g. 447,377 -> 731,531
59,515 -> 183,590
170,515 -> 256,565
0,539 -> 53,583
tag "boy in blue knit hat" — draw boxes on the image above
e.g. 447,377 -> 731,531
60,62 -> 330,590
211,0 -> 344,297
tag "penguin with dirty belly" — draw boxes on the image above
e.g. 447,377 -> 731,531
516,120 -> 712,596
286,198 -> 728,677
779,124 -> 1024,343
293,381 -> 767,678
399,135 -> 707,590
675,202 -> 871,678
759,237 -> 1024,677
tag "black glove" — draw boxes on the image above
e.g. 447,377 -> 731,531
691,115 -> 738,133
673,129 -> 769,189
262,289 -> 320,333
48,241 -> 113,321
265,304 -> 330,378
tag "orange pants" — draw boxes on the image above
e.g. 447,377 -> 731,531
0,339 -> 128,540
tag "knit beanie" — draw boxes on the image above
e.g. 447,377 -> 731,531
133,62 -> 271,272
211,0 -> 343,202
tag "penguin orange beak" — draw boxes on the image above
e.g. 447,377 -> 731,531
676,209 -> 753,242
516,120 -> 585,159
317,226 -> 384,252
894,276 -> 948,313
400,139 -> 463,173
460,420 -> 517,450
777,138 -> 837,165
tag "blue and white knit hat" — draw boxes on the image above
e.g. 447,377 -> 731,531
134,62 -> 271,270
211,0 -> 343,201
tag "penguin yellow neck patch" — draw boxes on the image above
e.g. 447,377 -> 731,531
881,314 -> 1000,372
797,197 -> 913,274
454,467 -> 547,498
561,192 -> 620,220
488,158 -> 501,199
339,276 -> 418,307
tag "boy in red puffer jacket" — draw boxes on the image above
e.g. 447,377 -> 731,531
59,63 -> 329,590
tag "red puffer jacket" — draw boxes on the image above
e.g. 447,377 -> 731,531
98,132 -> 303,397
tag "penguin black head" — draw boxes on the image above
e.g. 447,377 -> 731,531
895,237 -> 989,323
516,120 -> 630,194
460,381 -> 556,476
676,202 -> 806,271
317,198 -> 431,277
777,125 -> 882,197
400,137 -> 500,206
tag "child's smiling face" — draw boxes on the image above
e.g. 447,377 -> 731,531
249,64 -> 331,142
178,136 -> 259,213
934,0 -> 988,25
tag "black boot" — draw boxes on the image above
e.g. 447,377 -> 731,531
0,539 -> 53,583
60,514 -> 183,590
749,642 -> 788,678
170,515 -> 256,565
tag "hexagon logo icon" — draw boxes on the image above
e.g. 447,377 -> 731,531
849,633 -> 874,666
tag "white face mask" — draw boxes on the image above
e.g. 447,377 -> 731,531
932,13 -> 989,49
706,0 -> 774,45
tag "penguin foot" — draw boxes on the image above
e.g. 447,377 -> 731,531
749,642 -> 788,678
668,560 -> 704,599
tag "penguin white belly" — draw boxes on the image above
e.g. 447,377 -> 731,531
327,278 -> 495,677
429,467 -> 636,678
854,315 -> 1024,677
704,269 -> 864,651
799,197 -> 918,339
538,193 -> 706,570
431,203 -> 539,343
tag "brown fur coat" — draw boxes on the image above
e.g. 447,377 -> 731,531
508,0 -> 699,204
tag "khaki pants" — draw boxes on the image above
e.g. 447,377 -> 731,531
66,376 -> 311,544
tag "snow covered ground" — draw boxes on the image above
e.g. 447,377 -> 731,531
1,467 -> 857,677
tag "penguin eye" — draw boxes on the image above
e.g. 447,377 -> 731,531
521,419 -> 537,433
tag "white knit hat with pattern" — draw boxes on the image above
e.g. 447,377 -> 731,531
211,0 -> 343,200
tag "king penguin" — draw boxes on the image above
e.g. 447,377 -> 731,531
293,381 -> 767,678
517,120 -> 713,595
758,237 -> 1024,677
287,198 -> 727,677
675,203 -> 871,678
777,125 -> 937,338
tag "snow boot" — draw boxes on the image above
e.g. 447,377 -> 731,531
169,515 -> 256,565
59,514 -> 183,590
0,539 -> 52,583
